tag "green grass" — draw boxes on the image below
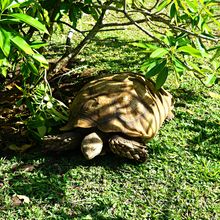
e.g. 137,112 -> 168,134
1,20 -> 220,219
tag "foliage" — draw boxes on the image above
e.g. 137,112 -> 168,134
0,0 -> 219,138
0,0 -> 67,138
130,0 -> 220,88
0,0 -> 48,77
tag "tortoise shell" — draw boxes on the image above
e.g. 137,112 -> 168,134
61,73 -> 174,140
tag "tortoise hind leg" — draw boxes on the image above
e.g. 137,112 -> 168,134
43,131 -> 83,152
109,135 -> 148,162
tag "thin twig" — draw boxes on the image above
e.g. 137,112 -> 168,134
102,19 -> 146,27
122,1 -> 165,46
54,20 -> 86,36
94,3 -> 220,42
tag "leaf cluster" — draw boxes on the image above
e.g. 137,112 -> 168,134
128,0 -> 220,88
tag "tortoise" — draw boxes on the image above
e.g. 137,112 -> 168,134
45,73 -> 174,162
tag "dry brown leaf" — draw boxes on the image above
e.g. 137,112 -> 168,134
5,82 -> 15,90
12,194 -> 30,206
21,164 -> 35,172
0,182 -> 4,188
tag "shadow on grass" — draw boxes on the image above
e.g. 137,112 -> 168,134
47,36 -> 147,72
186,118 -> 220,160
173,88 -> 203,105
54,208 -> 125,220
171,108 -> 220,160
0,148 -> 132,209
82,36 -> 146,70
168,87 -> 220,160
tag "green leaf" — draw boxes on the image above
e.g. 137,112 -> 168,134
131,42 -> 149,49
27,61 -> 38,75
32,54 -> 48,66
157,0 -> 171,12
51,108 -> 68,121
0,28 -> 10,57
185,0 -> 198,13
6,0 -> 33,9
81,5 -> 91,14
90,7 -> 100,21
0,18 -> 20,24
177,45 -> 202,57
141,60 -> 157,72
15,83 -> 23,92
9,13 -> 48,33
37,125 -> 47,138
0,66 -> 7,77
205,74 -> 217,87
30,41 -> 48,49
10,34 -> 34,55
0,0 -> 12,11
194,38 -> 208,57
0,53 -> 10,77
187,61 -> 203,74
170,3 -> 177,18
156,67 -> 169,89
172,56 -> 186,70
144,44 -> 159,50
21,62 -> 30,79
69,4 -> 82,28
150,48 -> 169,58
211,47 -> 220,61
145,59 -> 167,78
27,115 -> 45,127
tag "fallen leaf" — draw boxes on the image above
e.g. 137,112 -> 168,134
0,182 -> 4,188
15,121 -> 25,126
5,83 -> 15,90
12,194 -> 30,206
12,195 -> 22,206
21,164 -> 35,172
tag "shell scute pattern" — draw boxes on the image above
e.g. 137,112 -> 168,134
61,73 -> 174,140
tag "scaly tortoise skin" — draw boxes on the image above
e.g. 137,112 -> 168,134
58,72 -> 174,162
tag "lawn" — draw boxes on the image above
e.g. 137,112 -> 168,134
0,18 -> 220,219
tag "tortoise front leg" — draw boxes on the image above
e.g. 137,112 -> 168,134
109,135 -> 148,162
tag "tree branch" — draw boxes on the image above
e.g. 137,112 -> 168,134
49,0 -> 114,73
94,3 -> 220,42
54,20 -> 86,36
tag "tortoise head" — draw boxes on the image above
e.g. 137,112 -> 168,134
81,132 -> 103,160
